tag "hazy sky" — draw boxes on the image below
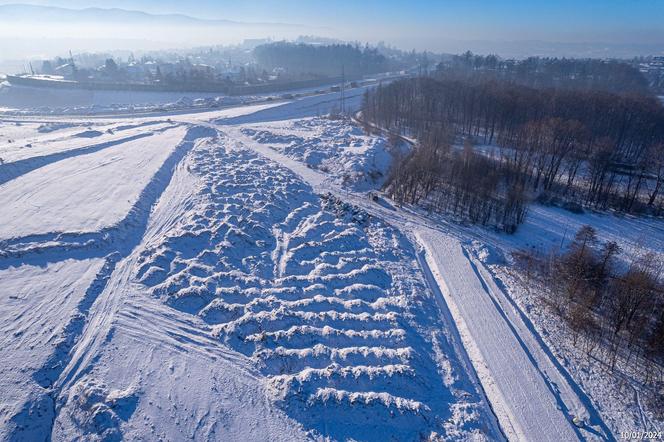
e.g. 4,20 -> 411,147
1,0 -> 663,46
0,0 -> 662,64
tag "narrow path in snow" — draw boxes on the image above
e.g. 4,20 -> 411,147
417,230 -> 581,442
414,246 -> 506,440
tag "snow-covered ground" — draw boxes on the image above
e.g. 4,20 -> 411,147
462,205 -> 664,437
230,117 -> 395,191
227,106 -> 613,441
1,89 -> 659,440
486,204 -> 664,267
0,258 -> 105,440
0,119 -> 174,165
0,92 -> 499,440
0,79 -> 376,117
0,83 -> 247,116
417,230 -> 584,441
66,137 -> 493,440
0,126 -> 188,240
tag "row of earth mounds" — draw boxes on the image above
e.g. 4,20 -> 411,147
132,138 -> 486,440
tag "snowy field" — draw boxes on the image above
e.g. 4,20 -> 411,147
0,126 -> 188,240
231,117 -> 395,191
1,89 -> 660,440
0,83 -> 246,116
0,80 -> 377,117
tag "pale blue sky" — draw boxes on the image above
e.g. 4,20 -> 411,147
1,0 -> 663,44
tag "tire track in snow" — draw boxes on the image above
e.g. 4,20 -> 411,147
464,245 -> 615,441
459,245 -> 589,440
6,252 -> 123,442
4,125 -> 218,441
0,125 -> 198,268
226,127 -> 512,438
417,230 -> 587,441
415,247 -> 507,441
53,126 -> 218,386
115,298 -> 254,370
0,131 -> 155,186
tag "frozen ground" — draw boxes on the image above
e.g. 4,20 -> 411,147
230,116 -> 395,191
229,110 -> 612,441
0,125 -> 187,240
0,80 -> 377,117
460,205 -> 664,437
0,258 -> 104,440
0,83 -> 247,116
488,261 -> 662,437
59,138 -> 492,440
0,119 -> 175,165
1,89 -> 657,440
485,204 -> 664,267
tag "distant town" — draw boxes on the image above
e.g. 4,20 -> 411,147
635,56 -> 664,93
6,38 -> 423,94
7,39 -> 664,96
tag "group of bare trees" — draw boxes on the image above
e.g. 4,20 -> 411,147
363,77 -> 664,216
383,128 -> 528,232
519,226 -> 664,410
629,56 -> 664,94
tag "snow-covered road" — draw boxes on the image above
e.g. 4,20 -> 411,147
417,231 -> 579,441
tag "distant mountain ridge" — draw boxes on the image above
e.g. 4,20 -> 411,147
0,3 -> 320,63
0,3 -> 306,28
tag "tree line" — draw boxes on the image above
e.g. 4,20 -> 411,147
253,42 -> 388,78
362,77 -> 664,220
437,52 -> 652,96
629,56 -> 664,94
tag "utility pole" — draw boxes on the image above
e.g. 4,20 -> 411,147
69,50 -> 77,75
340,64 -> 345,115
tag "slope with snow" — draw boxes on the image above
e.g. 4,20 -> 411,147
45,131 -> 491,440
0,119 -> 175,167
223,95 -> 620,441
0,126 -> 190,241
0,258 -> 105,440
464,205 -> 664,436
417,231 -> 583,441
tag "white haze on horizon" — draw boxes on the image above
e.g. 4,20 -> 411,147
0,3 -> 663,73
